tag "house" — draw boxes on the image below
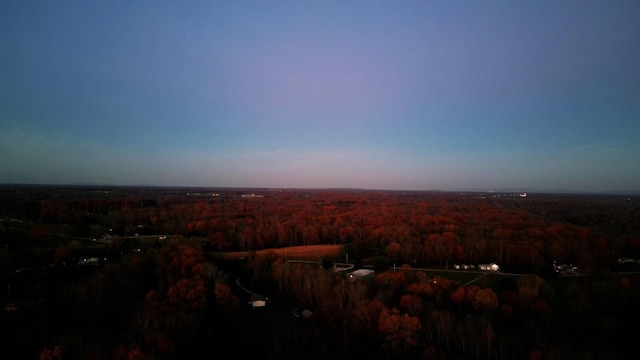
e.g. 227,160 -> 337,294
479,263 -> 500,272
348,269 -> 375,281
78,257 -> 101,266
553,262 -> 580,274
301,309 -> 313,319
618,258 -> 639,264
249,294 -> 269,309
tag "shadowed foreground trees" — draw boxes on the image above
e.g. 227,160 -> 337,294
1,238 -> 242,359
265,255 -> 639,359
1,236 -> 639,359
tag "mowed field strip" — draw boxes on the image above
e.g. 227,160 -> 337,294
214,244 -> 344,261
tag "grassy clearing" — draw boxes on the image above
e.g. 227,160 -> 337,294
215,244 -> 344,261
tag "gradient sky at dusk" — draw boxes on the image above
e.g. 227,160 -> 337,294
2,1 -> 639,192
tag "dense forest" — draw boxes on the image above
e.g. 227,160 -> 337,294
1,185 -> 639,359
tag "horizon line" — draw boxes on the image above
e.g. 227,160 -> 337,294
1,182 -> 639,196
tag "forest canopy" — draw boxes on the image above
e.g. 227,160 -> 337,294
1,186 -> 639,359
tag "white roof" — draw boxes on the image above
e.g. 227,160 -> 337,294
252,300 -> 266,307
350,269 -> 374,277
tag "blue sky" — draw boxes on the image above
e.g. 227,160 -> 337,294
2,1 -> 639,192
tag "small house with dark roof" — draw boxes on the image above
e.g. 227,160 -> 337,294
249,294 -> 269,309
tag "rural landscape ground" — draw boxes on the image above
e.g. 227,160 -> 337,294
1,185 -> 639,359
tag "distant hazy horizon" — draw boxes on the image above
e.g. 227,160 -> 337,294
2,1 -> 639,192
2,182 -> 638,196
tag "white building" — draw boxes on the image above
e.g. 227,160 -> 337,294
249,294 -> 269,308
348,269 -> 375,281
479,263 -> 500,272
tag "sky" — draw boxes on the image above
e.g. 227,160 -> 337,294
1,1 -> 639,192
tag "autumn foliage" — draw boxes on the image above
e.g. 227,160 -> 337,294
377,307 -> 423,353
3,186 -> 640,359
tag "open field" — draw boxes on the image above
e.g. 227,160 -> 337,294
212,244 -> 344,261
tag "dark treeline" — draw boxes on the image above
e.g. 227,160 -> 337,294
1,185 -> 639,359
